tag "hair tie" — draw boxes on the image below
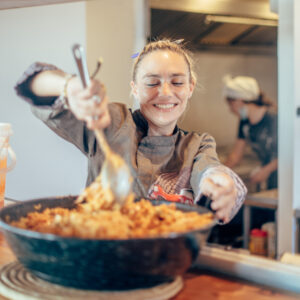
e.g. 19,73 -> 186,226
131,52 -> 139,59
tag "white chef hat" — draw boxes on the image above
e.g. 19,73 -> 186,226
222,75 -> 260,101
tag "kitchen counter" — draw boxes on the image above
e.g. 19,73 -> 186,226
243,189 -> 278,249
0,232 -> 299,300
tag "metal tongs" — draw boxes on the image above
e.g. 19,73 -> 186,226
72,44 -> 132,205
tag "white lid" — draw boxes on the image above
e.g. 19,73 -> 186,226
0,123 -> 13,137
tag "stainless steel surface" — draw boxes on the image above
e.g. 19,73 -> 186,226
72,44 -> 91,88
150,0 -> 277,54
197,245 -> 300,294
150,0 -> 278,19
72,44 -> 132,204
246,189 -> 278,209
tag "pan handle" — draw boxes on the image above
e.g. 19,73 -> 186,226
197,195 -> 215,212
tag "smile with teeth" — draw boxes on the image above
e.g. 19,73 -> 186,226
154,103 -> 176,109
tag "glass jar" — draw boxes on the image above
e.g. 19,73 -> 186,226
262,222 -> 276,258
249,228 -> 268,256
0,123 -> 16,208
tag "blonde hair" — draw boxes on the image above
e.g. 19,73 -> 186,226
132,39 -> 196,84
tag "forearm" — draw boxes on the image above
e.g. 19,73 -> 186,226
224,139 -> 246,168
29,69 -> 69,98
263,158 -> 278,174
15,62 -> 67,106
224,154 -> 239,168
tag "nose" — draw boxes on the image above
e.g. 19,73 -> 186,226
160,82 -> 172,96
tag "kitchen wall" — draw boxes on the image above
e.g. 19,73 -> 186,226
86,0 -> 148,105
0,0 -> 146,200
0,2 -> 87,200
178,51 -> 278,148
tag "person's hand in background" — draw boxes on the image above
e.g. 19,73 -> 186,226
250,159 -> 278,185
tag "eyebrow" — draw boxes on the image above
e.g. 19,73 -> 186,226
142,73 -> 186,79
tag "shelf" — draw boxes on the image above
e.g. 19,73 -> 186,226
0,0 -> 85,10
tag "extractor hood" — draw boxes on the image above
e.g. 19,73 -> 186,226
150,0 -> 278,54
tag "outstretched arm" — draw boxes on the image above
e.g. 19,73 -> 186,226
29,69 -> 68,98
190,134 -> 247,224
17,63 -> 110,130
224,139 -> 246,168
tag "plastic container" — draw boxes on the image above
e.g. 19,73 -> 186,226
249,228 -> 268,256
262,222 -> 276,258
0,123 -> 16,208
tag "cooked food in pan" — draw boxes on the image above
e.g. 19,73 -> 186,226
9,183 -> 213,239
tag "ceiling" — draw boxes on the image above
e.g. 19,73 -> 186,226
150,0 -> 278,54
0,0 -> 85,10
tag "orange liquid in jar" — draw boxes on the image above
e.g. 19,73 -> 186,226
0,157 -> 7,208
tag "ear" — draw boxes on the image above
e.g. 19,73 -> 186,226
188,80 -> 195,99
130,81 -> 138,97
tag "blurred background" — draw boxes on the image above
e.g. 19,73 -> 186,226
2,0 -> 299,256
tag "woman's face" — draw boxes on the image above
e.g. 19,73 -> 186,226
226,98 -> 243,116
131,50 -> 194,136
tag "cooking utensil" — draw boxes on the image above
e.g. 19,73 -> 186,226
72,44 -> 132,205
197,195 -> 215,212
0,196 -> 216,290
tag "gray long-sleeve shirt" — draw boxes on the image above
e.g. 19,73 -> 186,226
15,62 -> 247,222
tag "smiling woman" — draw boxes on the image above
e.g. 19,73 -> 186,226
15,39 -> 247,224
131,50 -> 194,136
131,41 -> 196,137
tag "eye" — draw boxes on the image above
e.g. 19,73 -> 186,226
171,76 -> 187,86
146,83 -> 159,87
144,79 -> 160,87
172,82 -> 184,86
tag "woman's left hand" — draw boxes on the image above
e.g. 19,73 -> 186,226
250,166 -> 270,184
200,172 -> 237,223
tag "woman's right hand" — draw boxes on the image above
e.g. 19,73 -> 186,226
66,76 -> 111,130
